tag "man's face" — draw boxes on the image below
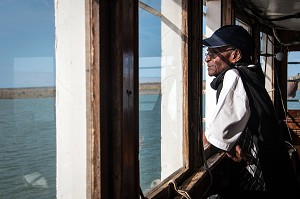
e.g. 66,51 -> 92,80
205,47 -> 236,77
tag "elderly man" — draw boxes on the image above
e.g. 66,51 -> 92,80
203,25 -> 298,197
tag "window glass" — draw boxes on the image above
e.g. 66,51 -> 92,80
139,0 -> 184,194
0,1 -> 56,198
139,1 -> 162,194
287,52 -> 300,109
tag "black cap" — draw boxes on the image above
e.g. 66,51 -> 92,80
203,25 -> 254,56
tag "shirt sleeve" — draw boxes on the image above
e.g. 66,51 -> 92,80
205,69 -> 250,151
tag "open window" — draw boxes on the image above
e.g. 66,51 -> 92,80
138,0 -> 204,197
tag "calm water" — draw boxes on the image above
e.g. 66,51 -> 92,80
139,94 -> 161,192
0,98 -> 56,199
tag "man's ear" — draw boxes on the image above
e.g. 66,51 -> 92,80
231,49 -> 242,63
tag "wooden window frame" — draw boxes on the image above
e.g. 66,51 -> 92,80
98,1 -> 139,198
97,0 -> 205,198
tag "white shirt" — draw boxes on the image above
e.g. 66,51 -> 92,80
205,69 -> 251,151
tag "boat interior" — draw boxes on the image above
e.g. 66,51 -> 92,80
97,0 -> 300,198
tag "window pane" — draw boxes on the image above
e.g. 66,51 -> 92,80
139,1 -> 162,193
0,1 -> 56,199
287,52 -> 300,109
139,0 -> 184,194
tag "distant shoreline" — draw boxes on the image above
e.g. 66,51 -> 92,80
139,82 -> 161,95
0,83 -> 162,99
3,81 -> 294,99
0,87 -> 56,99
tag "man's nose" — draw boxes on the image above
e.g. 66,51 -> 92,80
205,56 -> 210,62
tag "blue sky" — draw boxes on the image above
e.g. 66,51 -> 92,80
0,1 -> 297,88
139,1 -> 162,82
0,0 -> 55,88
139,0 -> 161,58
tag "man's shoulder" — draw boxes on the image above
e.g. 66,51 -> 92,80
224,68 -> 241,78
223,68 -> 245,89
234,63 -> 265,85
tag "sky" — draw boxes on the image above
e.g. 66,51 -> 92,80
0,0 -> 55,88
0,1 -> 297,88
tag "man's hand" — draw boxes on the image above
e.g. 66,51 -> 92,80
226,145 -> 253,164
202,132 -> 209,147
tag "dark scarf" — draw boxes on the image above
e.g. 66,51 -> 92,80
210,67 -> 232,103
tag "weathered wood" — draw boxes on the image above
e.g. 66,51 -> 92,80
91,0 -> 100,198
222,0 -> 234,26
285,110 -> 300,147
99,0 -> 139,198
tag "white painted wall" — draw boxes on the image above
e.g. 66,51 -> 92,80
161,0 -> 184,179
55,0 -> 88,198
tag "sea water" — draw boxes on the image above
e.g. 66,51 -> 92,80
0,98 -> 56,199
139,94 -> 161,192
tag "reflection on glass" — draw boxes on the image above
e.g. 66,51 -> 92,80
139,0 -> 184,194
0,1 -> 56,199
139,1 -> 162,193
